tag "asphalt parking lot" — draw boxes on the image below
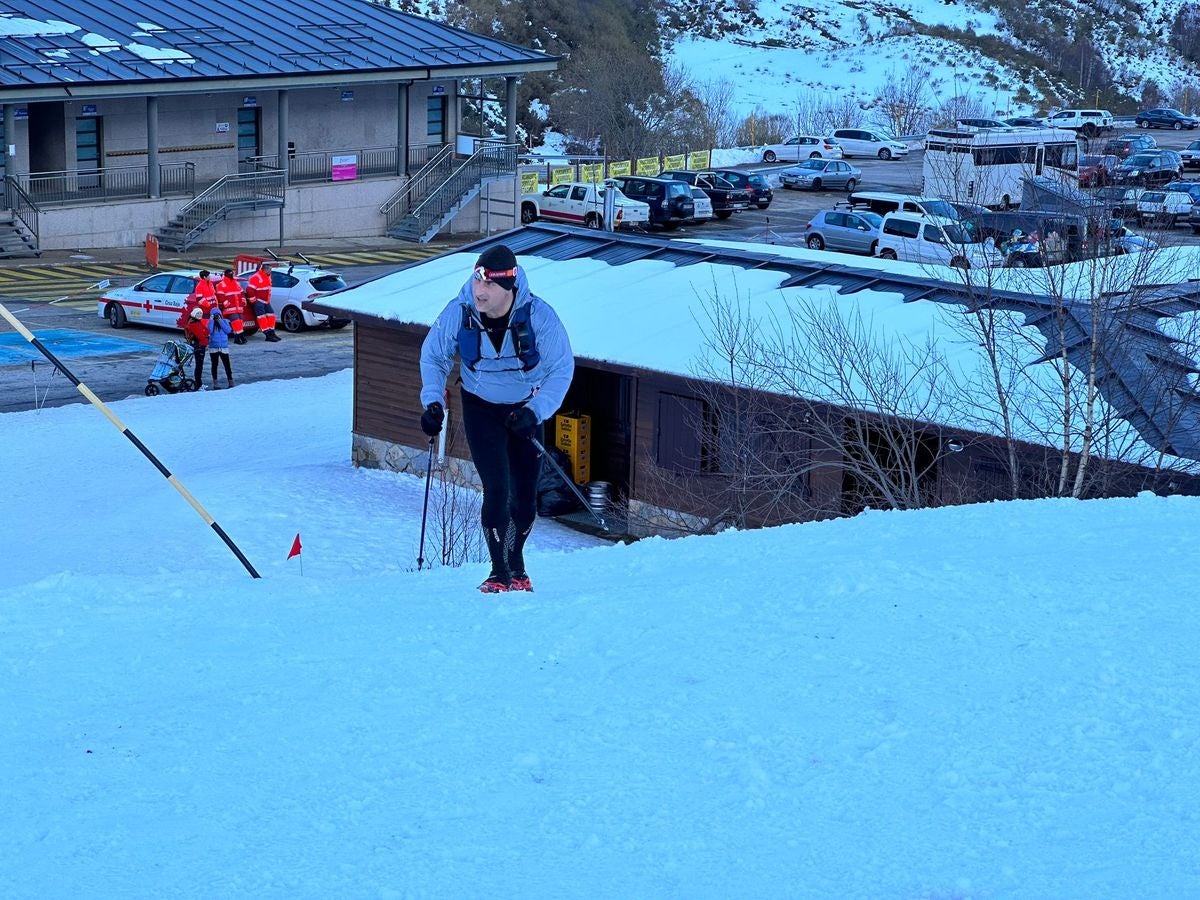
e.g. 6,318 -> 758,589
6,126 -> 1200,414
683,128 -> 1200,248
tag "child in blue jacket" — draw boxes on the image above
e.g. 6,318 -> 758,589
208,308 -> 234,389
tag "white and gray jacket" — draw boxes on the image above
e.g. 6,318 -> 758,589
419,267 -> 575,423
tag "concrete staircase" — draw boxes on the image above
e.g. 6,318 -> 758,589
383,143 -> 518,243
0,210 -> 39,258
156,170 -> 286,252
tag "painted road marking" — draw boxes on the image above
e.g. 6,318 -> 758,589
0,328 -> 152,366
0,246 -> 450,302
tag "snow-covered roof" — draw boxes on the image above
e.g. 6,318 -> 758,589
316,224 -> 1200,462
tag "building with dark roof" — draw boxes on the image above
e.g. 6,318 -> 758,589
0,0 -> 557,254
310,224 -> 1200,537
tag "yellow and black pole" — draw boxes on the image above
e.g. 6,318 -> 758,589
0,302 -> 261,578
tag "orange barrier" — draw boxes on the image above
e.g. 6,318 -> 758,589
144,233 -> 159,269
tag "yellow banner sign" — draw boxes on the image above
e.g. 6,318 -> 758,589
688,149 -> 711,170
579,163 -> 604,183
607,160 -> 631,177
635,156 -> 660,176
520,172 -> 540,195
550,167 -> 573,186
663,153 -> 686,172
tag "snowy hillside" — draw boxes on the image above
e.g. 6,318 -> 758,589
665,0 -> 1200,120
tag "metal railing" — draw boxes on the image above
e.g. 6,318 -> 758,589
400,143 -> 518,239
170,169 -> 285,250
4,176 -> 39,250
18,162 -> 194,205
242,145 -> 409,183
380,143 -> 454,230
408,142 -> 447,172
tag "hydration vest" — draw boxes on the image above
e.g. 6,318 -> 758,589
457,302 -> 541,372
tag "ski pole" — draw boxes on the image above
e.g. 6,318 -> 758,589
529,435 -> 610,532
416,436 -> 436,570
0,301 -> 260,578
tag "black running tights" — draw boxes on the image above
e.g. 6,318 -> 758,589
460,388 -> 540,569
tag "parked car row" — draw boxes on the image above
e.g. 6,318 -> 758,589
799,182 -> 1178,271
519,167 -> 778,232
760,129 -> 909,163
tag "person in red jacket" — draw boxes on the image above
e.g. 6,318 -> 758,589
193,270 -> 218,315
246,262 -> 281,342
215,268 -> 248,344
183,306 -> 211,390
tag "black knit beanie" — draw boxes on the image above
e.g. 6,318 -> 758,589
475,244 -> 518,291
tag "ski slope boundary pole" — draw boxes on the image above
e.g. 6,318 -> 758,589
0,303 -> 261,579
530,435 -> 610,532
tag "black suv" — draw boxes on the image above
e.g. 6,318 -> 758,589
1113,150 -> 1183,186
609,176 -> 695,229
660,170 -> 753,219
710,168 -> 773,209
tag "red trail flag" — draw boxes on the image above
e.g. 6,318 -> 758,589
287,533 -> 302,560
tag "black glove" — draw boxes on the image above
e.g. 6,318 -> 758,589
420,402 -> 444,437
506,406 -> 539,439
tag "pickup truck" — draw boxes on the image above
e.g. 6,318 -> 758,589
660,170 -> 753,219
520,181 -> 650,229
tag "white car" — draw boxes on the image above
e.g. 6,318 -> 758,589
688,187 -> 714,224
520,181 -> 650,229
759,136 -> 843,163
237,264 -> 351,333
99,269 -> 208,330
956,118 -> 1010,132
1182,139 -> 1200,169
830,128 -> 910,160
874,212 -> 1003,270
1136,190 -> 1193,228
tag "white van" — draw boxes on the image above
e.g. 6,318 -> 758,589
830,128 -> 910,160
874,212 -> 1003,270
847,191 -> 961,220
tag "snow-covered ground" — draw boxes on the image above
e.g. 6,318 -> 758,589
2,368 -> 1199,896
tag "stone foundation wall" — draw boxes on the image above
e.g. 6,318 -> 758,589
352,433 -> 482,491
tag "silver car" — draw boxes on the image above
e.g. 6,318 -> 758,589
759,135 -> 844,163
804,209 -> 884,255
779,159 -> 862,192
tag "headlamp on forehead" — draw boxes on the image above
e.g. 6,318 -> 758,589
473,265 -> 517,284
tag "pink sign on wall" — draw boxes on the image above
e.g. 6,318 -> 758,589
331,154 -> 358,182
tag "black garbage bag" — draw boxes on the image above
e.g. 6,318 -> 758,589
537,445 -> 583,516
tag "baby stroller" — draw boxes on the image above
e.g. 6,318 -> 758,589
145,339 -> 196,396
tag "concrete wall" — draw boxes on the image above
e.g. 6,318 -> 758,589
3,79 -> 460,184
37,172 -> 519,250
39,196 -> 182,250
448,176 -> 519,236
38,177 -> 406,250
